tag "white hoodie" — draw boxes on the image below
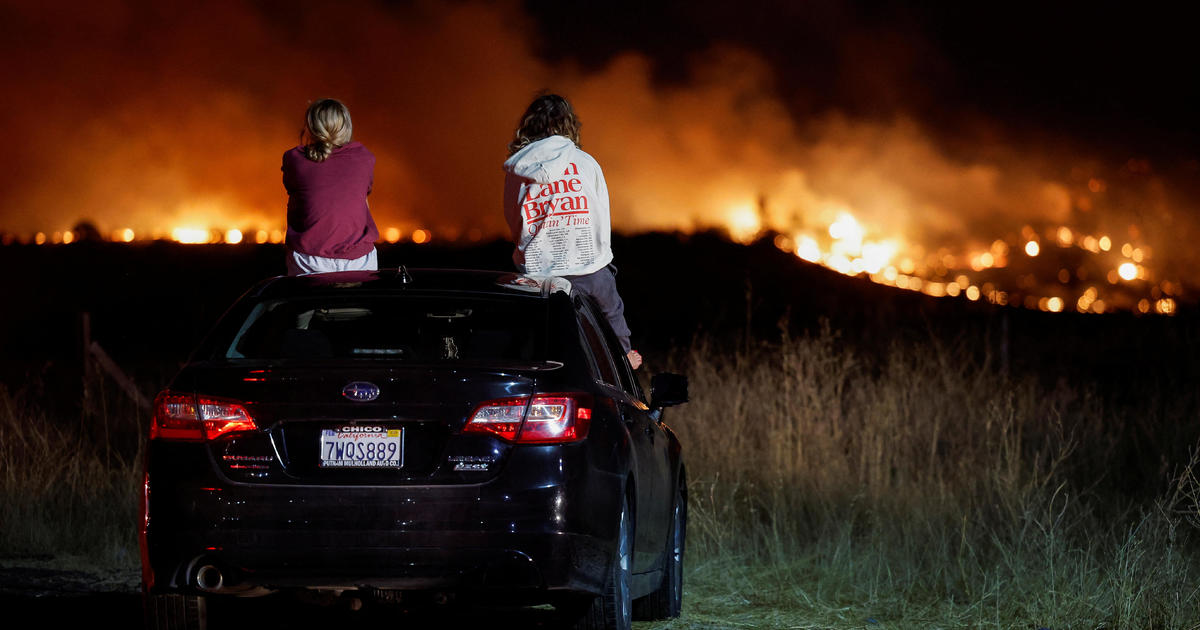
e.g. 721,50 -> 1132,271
503,136 -> 613,277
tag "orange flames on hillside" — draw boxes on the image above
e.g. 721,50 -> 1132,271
4,224 -> 441,247
753,207 -> 1176,315
0,199 -> 1181,317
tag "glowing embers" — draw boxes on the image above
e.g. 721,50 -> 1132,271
795,235 -> 821,263
13,221 -> 440,246
726,204 -> 762,243
1036,296 -> 1065,313
969,240 -> 1009,271
172,227 -> 213,244
1076,287 -> 1107,314
766,210 -> 1180,315
1056,226 -> 1074,247
167,226 -> 286,244
780,210 -> 900,277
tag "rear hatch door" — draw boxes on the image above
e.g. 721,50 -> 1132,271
180,362 -> 547,484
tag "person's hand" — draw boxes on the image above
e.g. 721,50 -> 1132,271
627,349 -> 643,370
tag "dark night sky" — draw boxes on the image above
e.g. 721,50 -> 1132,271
526,0 -> 1200,161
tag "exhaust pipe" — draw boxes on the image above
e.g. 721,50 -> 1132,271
194,564 -> 224,592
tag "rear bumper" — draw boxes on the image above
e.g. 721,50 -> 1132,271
144,444 -> 623,598
153,530 -> 607,593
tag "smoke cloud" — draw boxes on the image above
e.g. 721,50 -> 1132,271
0,0 -> 1194,292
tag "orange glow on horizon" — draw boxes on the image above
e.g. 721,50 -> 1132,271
172,227 -> 211,244
1,205 -> 1181,317
727,204 -> 761,243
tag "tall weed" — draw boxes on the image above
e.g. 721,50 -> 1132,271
665,328 -> 1200,628
0,364 -> 145,566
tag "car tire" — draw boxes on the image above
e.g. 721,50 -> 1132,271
566,495 -> 633,630
143,593 -> 207,630
633,479 -> 686,620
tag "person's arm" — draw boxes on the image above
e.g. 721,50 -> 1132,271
366,150 -> 375,196
594,161 -> 610,226
281,152 -> 293,194
503,173 -> 525,243
592,157 -> 612,253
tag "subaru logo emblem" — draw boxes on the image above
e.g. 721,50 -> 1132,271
342,381 -> 380,402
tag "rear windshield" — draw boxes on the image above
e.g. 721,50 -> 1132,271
218,295 -> 545,362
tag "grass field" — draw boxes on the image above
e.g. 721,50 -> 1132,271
3,326 -> 1199,629
655,331 -> 1200,629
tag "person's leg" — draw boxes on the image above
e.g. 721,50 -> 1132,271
355,248 -> 378,271
286,250 -> 320,275
569,268 -> 632,352
331,248 -> 378,272
287,249 -> 377,275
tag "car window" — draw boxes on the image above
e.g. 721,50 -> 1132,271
577,306 -> 619,386
592,304 -> 644,402
608,337 -> 644,403
219,295 -> 545,362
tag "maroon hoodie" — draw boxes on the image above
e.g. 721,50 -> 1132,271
283,141 -> 379,259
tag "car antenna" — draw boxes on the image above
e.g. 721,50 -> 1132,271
398,265 -> 413,284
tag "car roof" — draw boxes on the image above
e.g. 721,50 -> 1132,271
249,268 -> 574,300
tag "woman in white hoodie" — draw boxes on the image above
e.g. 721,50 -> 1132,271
503,94 -> 642,369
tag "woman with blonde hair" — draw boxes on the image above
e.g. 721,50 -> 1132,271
282,98 -> 379,275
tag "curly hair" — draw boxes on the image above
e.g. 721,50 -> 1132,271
300,98 -> 354,162
507,93 -> 581,156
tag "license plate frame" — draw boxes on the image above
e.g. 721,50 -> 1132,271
319,425 -> 404,469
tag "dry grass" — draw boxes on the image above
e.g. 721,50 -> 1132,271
656,328 -> 1200,629
3,328 -> 1200,628
0,365 -> 145,567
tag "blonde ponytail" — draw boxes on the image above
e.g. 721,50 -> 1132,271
301,98 -> 354,162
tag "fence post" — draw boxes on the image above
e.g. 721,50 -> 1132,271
80,311 -> 153,413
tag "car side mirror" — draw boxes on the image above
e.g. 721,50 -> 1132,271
650,373 -> 689,410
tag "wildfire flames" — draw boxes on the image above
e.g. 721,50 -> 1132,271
3,200 -> 1180,316
0,2 -> 1191,316
756,209 -> 1177,315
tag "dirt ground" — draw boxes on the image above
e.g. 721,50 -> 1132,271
0,561 -> 609,629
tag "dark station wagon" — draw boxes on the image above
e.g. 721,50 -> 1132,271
140,268 -> 689,630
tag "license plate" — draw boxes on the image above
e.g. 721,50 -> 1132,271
319,426 -> 403,468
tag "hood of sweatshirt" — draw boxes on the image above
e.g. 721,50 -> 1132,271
502,136 -> 579,184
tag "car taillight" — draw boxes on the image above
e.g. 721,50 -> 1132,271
150,391 -> 257,441
464,394 -> 592,444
